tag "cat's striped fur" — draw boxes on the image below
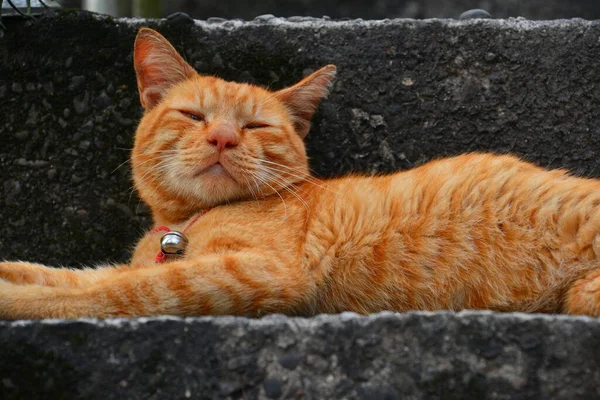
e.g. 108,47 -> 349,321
1,28 -> 600,319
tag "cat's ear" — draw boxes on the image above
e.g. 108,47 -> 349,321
275,65 -> 337,139
134,28 -> 196,110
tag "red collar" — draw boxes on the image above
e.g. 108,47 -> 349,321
150,208 -> 212,263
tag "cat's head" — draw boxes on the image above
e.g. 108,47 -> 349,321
131,28 -> 336,225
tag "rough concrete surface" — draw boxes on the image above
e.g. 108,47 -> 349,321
56,0 -> 600,20
3,12 -> 600,266
1,311 -> 599,399
167,0 -> 600,20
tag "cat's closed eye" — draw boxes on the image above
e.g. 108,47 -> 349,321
243,122 -> 270,130
180,110 -> 205,122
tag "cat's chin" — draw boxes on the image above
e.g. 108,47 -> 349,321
192,162 -> 241,186
190,162 -> 243,194
194,162 -> 230,178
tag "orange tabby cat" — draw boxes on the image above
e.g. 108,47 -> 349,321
1,28 -> 600,319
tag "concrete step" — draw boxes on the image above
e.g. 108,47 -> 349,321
163,0 -> 600,20
57,0 -> 600,20
164,0 -> 600,21
2,311 -> 599,399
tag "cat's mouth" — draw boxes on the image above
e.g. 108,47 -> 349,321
193,161 -> 235,181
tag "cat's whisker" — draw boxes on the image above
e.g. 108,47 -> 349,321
249,174 -> 263,200
112,151 -> 173,175
259,166 -> 310,187
280,184 -> 310,212
111,158 -> 133,174
251,172 -> 288,215
136,157 -> 174,186
130,157 -> 178,208
264,171 -> 302,195
128,183 -> 143,205
249,162 -> 296,191
257,158 -> 312,177
260,169 -> 310,212
241,175 -> 260,203
258,164 -> 309,186
258,162 -> 339,195
256,158 -> 337,192
268,167 -> 328,190
271,173 -> 308,199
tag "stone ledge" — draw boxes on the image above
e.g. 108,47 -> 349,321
58,0 -> 600,20
2,13 -> 600,265
1,311 -> 599,399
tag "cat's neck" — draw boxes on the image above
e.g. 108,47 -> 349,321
152,205 -> 209,228
149,178 -> 321,227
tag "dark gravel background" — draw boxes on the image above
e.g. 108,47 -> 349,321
1,311 -> 599,399
2,12 -> 600,266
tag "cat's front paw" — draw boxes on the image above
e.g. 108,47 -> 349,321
0,279 -> 29,320
0,280 -> 53,320
0,261 -> 46,285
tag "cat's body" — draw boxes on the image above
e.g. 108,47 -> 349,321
2,29 -> 600,319
130,151 -> 600,315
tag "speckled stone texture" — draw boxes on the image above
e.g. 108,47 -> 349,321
1,311 -> 599,399
169,0 -> 600,20
57,0 -> 600,20
3,13 -> 600,266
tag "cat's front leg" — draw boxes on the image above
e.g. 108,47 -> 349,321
0,252 -> 314,319
0,261 -> 128,288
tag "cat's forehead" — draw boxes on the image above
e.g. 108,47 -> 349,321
167,76 -> 280,118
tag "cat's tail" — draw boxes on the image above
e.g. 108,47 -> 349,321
524,261 -> 600,314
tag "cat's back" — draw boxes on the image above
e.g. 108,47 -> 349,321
313,153 -> 567,225
305,153 -> 600,312
307,152 -> 600,270
320,152 -> 599,225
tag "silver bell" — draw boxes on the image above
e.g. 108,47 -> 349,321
160,231 -> 188,255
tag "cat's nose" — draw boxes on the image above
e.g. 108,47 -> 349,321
206,125 -> 239,152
